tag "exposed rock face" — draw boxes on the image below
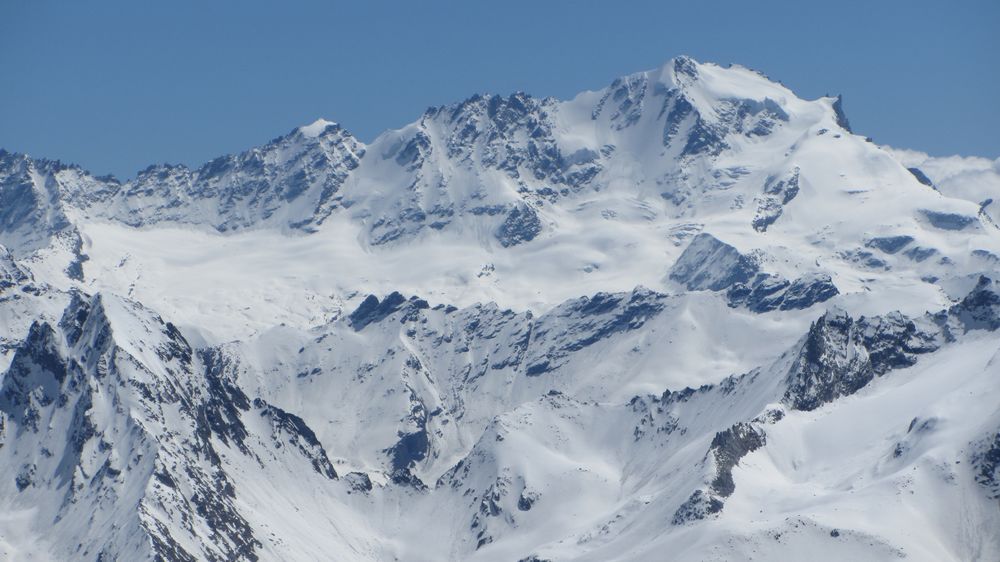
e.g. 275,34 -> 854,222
782,308 -> 947,411
384,393 -> 431,487
973,430 -> 1000,502
108,123 -> 365,232
673,422 -> 766,524
0,293 -> 345,561
907,167 -> 934,187
349,291 -> 410,330
255,398 -> 338,479
0,124 -> 365,245
362,89 -> 604,247
866,235 -> 915,254
344,472 -> 373,493
496,204 -> 543,247
673,489 -> 725,524
523,287 -> 666,376
0,294 -> 261,561
593,72 -> 649,129
727,272 -> 839,312
0,151 -> 99,257
949,276 -> 1000,331
753,167 -> 800,232
921,209 -> 979,231
0,245 -> 31,291
669,233 -> 758,291
670,233 -> 838,312
708,423 -> 767,497
832,95 -> 852,132
779,274 -> 840,310
427,92 -> 602,191
657,58 -> 790,160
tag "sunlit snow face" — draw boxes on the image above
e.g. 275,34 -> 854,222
1,57 -> 999,562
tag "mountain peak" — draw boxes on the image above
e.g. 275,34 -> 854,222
638,56 -> 786,98
661,54 -> 701,86
297,118 -> 340,139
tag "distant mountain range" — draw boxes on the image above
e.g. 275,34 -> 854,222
0,56 -> 998,561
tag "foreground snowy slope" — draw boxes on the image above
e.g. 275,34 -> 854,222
2,278 -> 998,561
0,56 -> 998,561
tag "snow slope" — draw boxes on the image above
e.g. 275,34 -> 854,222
0,56 -> 998,561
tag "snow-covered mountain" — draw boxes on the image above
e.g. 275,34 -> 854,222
0,56 -> 998,561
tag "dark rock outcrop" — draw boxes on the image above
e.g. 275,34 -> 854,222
727,272 -> 838,312
832,95 -> 852,132
949,276 -> 1000,331
0,245 -> 31,291
921,210 -> 978,231
973,430 -> 1000,501
344,472 -> 373,493
255,399 -> 338,479
907,167 -> 934,187
669,233 -> 758,291
672,489 -> 724,525
524,288 -> 666,376
673,422 -> 766,524
865,235 -> 914,254
782,309 -> 940,411
349,292 -> 409,330
496,204 -> 543,247
753,168 -> 801,232
709,422 -> 767,497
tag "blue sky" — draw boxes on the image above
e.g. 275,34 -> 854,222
1,0 -> 997,179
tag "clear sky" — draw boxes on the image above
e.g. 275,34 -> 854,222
1,0 -> 997,179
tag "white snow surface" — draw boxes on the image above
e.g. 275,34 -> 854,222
0,56 -> 998,561
299,118 -> 338,139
